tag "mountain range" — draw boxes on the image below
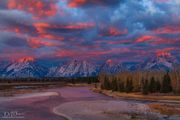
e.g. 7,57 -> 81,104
0,54 -> 179,78
0,57 -> 48,78
48,60 -> 99,77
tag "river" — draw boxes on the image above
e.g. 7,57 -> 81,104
0,86 -> 179,120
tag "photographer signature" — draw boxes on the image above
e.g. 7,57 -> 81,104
0,111 -> 24,119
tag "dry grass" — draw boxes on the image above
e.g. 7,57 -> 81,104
0,82 -> 65,86
0,86 -> 46,97
149,103 -> 180,116
66,83 -> 95,87
92,88 -> 180,101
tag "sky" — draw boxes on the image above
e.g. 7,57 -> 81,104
0,0 -> 179,64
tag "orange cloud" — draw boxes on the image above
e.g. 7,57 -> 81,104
33,22 -> 65,41
27,37 -> 58,48
34,22 -> 95,31
63,22 -> 95,29
0,49 -> 35,62
109,27 -> 128,36
55,49 -> 107,58
68,0 -> 86,8
39,34 -> 64,41
151,37 -> 180,45
55,47 -> 130,58
34,22 -> 50,33
33,22 -> 95,41
18,56 -> 35,62
8,0 -> 58,18
153,26 -> 180,34
108,40 -> 129,45
156,48 -> 174,57
100,27 -> 128,36
136,35 -> 155,43
67,0 -> 119,8
0,26 -> 31,36
136,35 -> 180,45
56,50 -> 108,58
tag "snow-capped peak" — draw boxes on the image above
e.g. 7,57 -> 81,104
140,53 -> 177,71
2,58 -> 48,78
106,59 -> 114,67
49,59 -> 99,77
100,59 -> 132,74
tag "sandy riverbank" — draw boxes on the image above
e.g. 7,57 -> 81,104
92,88 -> 180,102
0,92 -> 59,103
53,100 -> 157,120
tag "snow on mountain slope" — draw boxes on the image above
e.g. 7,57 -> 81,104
100,59 -> 134,74
0,61 -> 10,76
0,53 -> 179,78
139,53 -> 177,71
49,60 -> 99,77
2,57 -> 48,78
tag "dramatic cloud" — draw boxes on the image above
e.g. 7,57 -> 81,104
0,0 -> 179,63
7,0 -> 58,19
153,26 -> 180,34
68,0 -> 121,8
135,35 -> 156,43
100,27 -> 128,36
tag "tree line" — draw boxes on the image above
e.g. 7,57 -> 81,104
99,70 -> 180,95
0,76 -> 99,84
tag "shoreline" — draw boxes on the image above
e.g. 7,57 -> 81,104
52,100 -> 156,120
53,107 -> 72,120
92,88 -> 180,103
92,87 -> 180,117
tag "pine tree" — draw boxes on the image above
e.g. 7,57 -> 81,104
125,79 -> 130,93
72,78 -> 75,84
88,77 -> 91,84
125,78 -> 133,93
112,78 -> 118,91
161,72 -> 172,93
140,77 -> 144,92
142,78 -> 149,95
103,76 -> 107,89
104,76 -> 111,90
126,78 -> 133,93
119,81 -> 125,92
155,80 -> 161,92
148,77 -> 156,93
129,78 -> 134,92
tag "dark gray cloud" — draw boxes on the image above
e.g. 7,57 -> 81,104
0,0 -> 179,62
